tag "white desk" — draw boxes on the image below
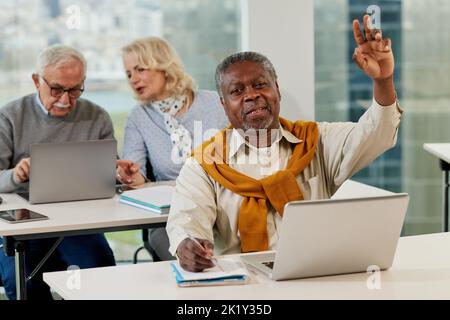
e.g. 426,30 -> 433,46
44,232 -> 450,300
424,143 -> 450,164
423,143 -> 450,231
0,191 -> 168,299
331,179 -> 394,199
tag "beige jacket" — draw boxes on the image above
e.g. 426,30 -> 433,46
167,99 -> 403,256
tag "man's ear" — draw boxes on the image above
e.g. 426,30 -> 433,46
275,81 -> 281,100
220,97 -> 226,109
32,74 -> 40,90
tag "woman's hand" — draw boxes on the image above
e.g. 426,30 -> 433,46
116,160 -> 145,187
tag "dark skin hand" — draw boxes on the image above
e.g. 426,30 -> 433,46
176,237 -> 215,272
352,14 -> 396,106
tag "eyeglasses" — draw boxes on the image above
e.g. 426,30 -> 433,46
40,76 -> 85,99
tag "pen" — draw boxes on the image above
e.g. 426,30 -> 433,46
187,234 -> 221,268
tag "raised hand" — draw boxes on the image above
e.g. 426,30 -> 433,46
352,14 -> 394,80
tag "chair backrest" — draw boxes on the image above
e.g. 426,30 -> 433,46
145,158 -> 156,182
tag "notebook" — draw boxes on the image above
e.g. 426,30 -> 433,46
241,193 -> 409,281
171,258 -> 249,287
17,139 -> 117,204
119,185 -> 175,214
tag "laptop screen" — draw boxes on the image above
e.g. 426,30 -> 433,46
28,139 -> 117,204
242,194 -> 409,281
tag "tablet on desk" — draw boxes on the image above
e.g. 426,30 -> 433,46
0,209 -> 48,223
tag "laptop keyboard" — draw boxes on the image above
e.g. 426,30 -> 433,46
262,261 -> 274,269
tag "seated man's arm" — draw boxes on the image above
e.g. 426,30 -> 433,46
320,14 -> 402,194
0,166 -> 21,193
0,114 -> 25,193
99,110 -> 116,141
319,99 -> 402,194
166,157 -> 218,272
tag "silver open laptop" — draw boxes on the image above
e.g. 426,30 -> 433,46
17,139 -> 117,204
241,194 -> 409,280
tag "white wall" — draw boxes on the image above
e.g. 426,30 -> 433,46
241,0 -> 315,120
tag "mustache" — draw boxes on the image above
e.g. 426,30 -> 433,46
53,102 -> 71,109
241,102 -> 272,119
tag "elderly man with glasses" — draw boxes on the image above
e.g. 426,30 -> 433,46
0,44 -> 116,300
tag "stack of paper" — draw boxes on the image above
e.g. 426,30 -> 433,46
119,185 -> 174,214
171,258 -> 249,287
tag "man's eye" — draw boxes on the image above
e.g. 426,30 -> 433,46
52,88 -> 64,95
231,88 -> 243,95
255,82 -> 267,88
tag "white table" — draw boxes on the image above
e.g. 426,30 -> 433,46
0,191 -> 168,300
423,143 -> 450,231
44,232 -> 450,300
331,179 -> 394,199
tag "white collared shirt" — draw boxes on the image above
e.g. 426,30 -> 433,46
167,99 -> 403,256
228,125 -> 301,180
35,93 -> 49,115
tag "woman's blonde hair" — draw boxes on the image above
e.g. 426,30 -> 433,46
122,37 -> 195,102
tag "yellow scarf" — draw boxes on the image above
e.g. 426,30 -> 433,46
193,118 -> 318,252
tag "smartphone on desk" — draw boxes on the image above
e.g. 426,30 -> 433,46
0,208 -> 49,223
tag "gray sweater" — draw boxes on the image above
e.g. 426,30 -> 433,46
0,93 -> 115,192
122,90 -> 228,181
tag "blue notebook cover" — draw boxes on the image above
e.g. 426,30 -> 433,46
119,197 -> 169,214
119,185 -> 174,214
170,260 -> 249,287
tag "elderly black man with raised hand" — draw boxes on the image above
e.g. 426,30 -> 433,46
167,14 -> 402,272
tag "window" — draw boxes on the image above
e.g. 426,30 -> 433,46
315,0 -> 450,234
0,0 -> 241,261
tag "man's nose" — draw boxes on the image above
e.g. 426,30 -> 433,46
243,86 -> 260,102
59,91 -> 70,104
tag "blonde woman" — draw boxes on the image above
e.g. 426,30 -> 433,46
119,37 -> 228,260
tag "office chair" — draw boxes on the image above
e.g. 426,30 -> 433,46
132,159 -> 175,263
133,230 -> 159,263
